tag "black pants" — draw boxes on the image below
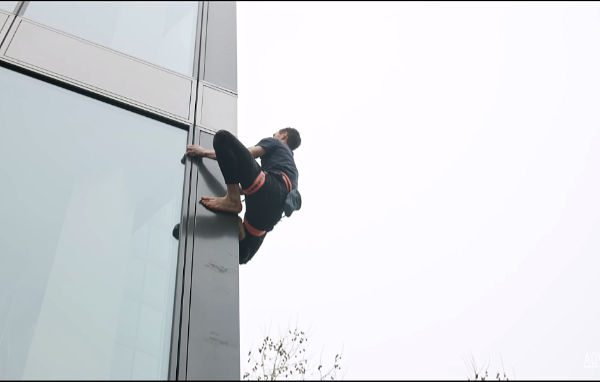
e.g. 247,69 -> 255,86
213,130 -> 289,262
213,129 -> 262,189
239,232 -> 266,265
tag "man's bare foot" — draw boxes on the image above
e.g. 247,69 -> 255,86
200,196 -> 242,214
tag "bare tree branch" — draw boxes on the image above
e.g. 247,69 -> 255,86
243,326 -> 343,381
463,352 -> 513,381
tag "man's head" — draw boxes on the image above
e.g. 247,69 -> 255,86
273,127 -> 301,151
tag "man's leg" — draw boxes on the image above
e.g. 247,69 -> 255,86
239,229 -> 266,265
200,130 -> 262,213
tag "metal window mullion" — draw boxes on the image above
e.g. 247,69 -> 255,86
168,124 -> 197,380
176,127 -> 202,380
198,1 -> 209,83
192,1 -> 203,79
0,1 -> 26,48
192,1 -> 206,129
193,2 -> 209,128
177,7 -> 207,374
15,1 -> 28,16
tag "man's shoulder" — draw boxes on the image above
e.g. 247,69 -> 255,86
257,137 -> 281,149
257,137 -> 292,153
258,137 -> 279,144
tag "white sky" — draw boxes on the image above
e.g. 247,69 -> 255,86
236,2 -> 600,379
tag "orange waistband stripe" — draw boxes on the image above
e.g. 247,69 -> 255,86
244,217 -> 266,236
243,171 -> 266,195
279,172 -> 293,192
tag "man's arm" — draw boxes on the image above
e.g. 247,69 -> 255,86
186,145 -> 217,159
248,145 -> 266,159
185,145 -> 266,160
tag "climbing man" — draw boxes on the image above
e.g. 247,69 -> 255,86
184,128 -> 301,264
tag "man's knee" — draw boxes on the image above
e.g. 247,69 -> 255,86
214,129 -> 235,149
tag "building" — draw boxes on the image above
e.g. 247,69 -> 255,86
0,1 -> 239,379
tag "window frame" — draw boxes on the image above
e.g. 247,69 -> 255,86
0,2 -> 240,379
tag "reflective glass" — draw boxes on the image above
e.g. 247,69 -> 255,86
0,66 -> 186,379
204,1 -> 237,91
24,1 -> 198,76
0,1 -> 18,13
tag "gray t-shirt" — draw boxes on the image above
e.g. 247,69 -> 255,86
256,137 -> 299,189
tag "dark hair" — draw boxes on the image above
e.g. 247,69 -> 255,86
280,127 -> 301,151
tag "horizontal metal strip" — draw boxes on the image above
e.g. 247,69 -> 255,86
1,18 -> 194,120
199,85 -> 237,135
0,58 -> 190,131
200,79 -> 238,97
195,124 -> 219,135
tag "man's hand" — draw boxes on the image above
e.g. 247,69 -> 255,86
186,145 -> 216,160
186,144 -> 207,157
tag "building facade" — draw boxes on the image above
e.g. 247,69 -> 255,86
0,1 -> 239,379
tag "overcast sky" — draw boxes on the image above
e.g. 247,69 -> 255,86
235,2 -> 600,379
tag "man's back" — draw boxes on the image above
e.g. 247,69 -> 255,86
256,137 -> 299,190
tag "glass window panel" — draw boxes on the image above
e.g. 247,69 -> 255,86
0,66 -> 186,380
0,1 -> 18,13
24,1 -> 198,76
200,85 -> 237,134
204,1 -> 237,91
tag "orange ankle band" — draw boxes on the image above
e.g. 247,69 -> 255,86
244,217 -> 266,236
